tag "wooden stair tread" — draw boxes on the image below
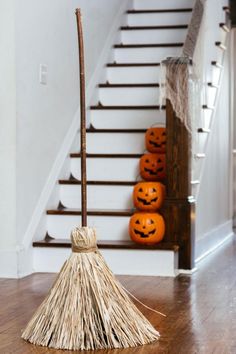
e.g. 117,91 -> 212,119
215,41 -> 227,50
90,105 -> 161,110
114,43 -> 183,48
194,153 -> 206,158
211,61 -> 223,68
49,197 -> 190,216
33,238 -> 179,252
191,180 -> 200,185
70,153 -> 143,158
127,8 -> 192,14
198,128 -> 211,133
98,83 -> 159,88
47,208 -> 135,216
59,179 -> 139,186
207,82 -> 219,89
202,104 -> 214,110
86,128 -> 147,133
107,63 -> 161,67
219,23 -> 230,32
223,6 -> 230,13
120,25 -> 188,30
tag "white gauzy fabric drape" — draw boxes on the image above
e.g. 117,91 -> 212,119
160,0 -> 206,136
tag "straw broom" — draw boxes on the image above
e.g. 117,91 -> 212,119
21,9 -> 161,350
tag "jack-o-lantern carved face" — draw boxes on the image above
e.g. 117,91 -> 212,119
140,153 -> 166,181
145,128 -> 166,153
133,182 -> 165,211
129,212 -> 165,245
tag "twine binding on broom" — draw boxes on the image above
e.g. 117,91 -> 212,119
72,245 -> 98,253
22,227 -> 161,350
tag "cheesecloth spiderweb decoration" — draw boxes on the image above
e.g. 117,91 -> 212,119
160,0 -> 206,138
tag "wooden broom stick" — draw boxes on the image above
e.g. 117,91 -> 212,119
75,9 -> 87,227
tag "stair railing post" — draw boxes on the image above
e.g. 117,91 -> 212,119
164,59 -> 196,270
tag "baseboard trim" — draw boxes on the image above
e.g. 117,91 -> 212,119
0,249 -> 18,278
178,267 -> 198,275
0,246 -> 34,278
195,220 -> 234,263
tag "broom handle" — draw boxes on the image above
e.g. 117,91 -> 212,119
76,9 -> 87,227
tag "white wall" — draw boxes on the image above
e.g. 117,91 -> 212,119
15,0 -> 123,245
0,0 -> 18,276
0,0 -> 126,277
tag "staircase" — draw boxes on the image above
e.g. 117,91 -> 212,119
33,0 -> 229,276
191,6 -> 230,199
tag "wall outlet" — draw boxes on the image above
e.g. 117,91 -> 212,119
39,64 -> 48,85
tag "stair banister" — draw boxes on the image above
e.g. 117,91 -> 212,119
163,0 -> 205,270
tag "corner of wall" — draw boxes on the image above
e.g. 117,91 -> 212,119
0,249 -> 18,278
195,220 -> 234,262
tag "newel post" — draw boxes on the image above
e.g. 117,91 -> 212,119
164,60 -> 196,270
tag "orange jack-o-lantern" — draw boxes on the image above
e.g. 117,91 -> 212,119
129,212 -> 165,245
133,181 -> 165,211
145,127 -> 166,153
140,153 -> 166,181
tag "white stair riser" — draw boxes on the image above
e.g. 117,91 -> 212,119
71,157 -> 139,181
203,110 -> 212,130
87,133 -> 145,154
219,29 -> 228,45
192,158 -> 205,180
121,29 -> 187,45
114,47 -> 182,63
99,87 -> 159,105
106,66 -> 160,84
191,183 -> 199,198
133,0 -> 194,10
60,185 -> 135,209
206,86 -> 218,107
33,248 -> 178,276
89,109 -> 165,129
211,67 -> 222,86
127,13 -> 192,27
47,215 -> 130,241
196,133 -> 208,154
209,40 -> 226,62
215,48 -> 225,65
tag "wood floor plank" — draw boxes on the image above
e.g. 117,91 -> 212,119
0,236 -> 236,353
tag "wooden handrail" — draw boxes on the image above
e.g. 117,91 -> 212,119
183,0 -> 205,57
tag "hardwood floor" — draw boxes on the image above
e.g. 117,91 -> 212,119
0,237 -> 236,354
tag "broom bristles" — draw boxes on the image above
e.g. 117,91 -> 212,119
22,227 -> 160,350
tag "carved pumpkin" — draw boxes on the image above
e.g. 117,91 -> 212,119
145,127 -> 166,153
140,153 -> 166,181
133,181 -> 165,211
129,212 -> 165,245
